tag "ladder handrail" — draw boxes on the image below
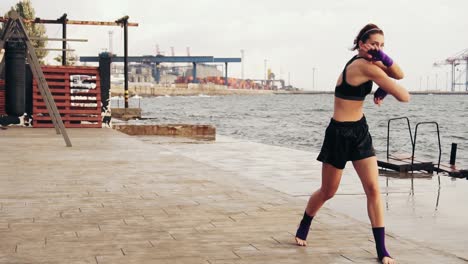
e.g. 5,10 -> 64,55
412,122 -> 442,172
387,117 -> 414,159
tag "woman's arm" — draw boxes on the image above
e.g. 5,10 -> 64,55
372,61 -> 405,80
360,44 -> 405,80
363,64 -> 410,102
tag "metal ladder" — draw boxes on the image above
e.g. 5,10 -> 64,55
386,117 -> 441,172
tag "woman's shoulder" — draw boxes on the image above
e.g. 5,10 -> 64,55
354,57 -> 374,66
356,59 -> 385,77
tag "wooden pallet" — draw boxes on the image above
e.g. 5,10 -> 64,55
0,80 -> 5,115
32,66 -> 102,128
407,156 -> 467,178
435,163 -> 468,179
377,153 -> 434,173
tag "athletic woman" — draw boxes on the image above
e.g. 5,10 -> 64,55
295,24 -> 410,264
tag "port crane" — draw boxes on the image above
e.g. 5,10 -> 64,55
433,48 -> 468,92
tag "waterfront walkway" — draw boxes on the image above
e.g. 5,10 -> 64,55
0,128 -> 466,263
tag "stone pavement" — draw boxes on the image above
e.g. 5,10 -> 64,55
156,135 -> 468,261
0,128 -> 466,264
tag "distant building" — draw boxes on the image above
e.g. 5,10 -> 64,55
110,63 -> 222,84
128,64 -> 154,83
184,64 -> 222,78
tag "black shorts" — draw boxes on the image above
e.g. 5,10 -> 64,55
316,116 -> 375,169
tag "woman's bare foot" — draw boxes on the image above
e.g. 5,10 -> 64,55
295,211 -> 313,247
382,256 -> 395,264
295,236 -> 307,246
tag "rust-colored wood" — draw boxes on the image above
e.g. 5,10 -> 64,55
378,153 -> 434,173
32,66 -> 102,128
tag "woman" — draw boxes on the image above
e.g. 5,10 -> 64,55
294,24 -> 409,264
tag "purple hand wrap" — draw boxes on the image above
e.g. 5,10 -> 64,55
374,87 -> 388,100
368,49 -> 394,67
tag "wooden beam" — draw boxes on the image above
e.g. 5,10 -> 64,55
0,17 -> 138,27
29,37 -> 88,42
36,48 -> 75,51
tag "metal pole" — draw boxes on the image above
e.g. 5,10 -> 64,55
420,76 -> 422,91
155,63 -> 161,84
312,67 -> 316,91
450,143 -> 457,166
192,62 -> 197,83
446,72 -> 448,91
116,16 -> 130,108
315,68 -> 318,91
123,20 -> 129,108
264,59 -> 267,89
225,62 -> 228,86
61,14 -> 67,66
466,58 -> 468,91
452,62 -> 455,92
240,49 -> 244,79
108,31 -> 113,54
427,76 -> 429,91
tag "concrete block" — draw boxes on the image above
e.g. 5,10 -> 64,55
113,124 -> 216,141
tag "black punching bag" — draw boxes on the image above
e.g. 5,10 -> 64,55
25,64 -> 33,116
99,52 -> 111,111
5,41 -> 26,116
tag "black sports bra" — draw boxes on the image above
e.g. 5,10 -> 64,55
334,56 -> 373,101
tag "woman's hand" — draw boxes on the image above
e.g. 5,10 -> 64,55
374,96 -> 383,106
360,44 -> 394,67
373,88 -> 387,106
360,43 -> 377,60
368,49 -> 394,67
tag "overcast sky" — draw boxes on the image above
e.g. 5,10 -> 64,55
1,0 -> 467,91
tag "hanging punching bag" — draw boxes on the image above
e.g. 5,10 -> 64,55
99,52 -> 111,112
25,64 -> 33,117
5,41 -> 26,117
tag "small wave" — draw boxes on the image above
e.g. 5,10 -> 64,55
137,94 -> 467,164
451,135 -> 467,141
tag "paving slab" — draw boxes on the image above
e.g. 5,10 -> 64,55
0,128 -> 466,263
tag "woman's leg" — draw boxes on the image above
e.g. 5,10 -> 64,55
295,163 -> 343,246
305,163 -> 344,216
352,156 -> 395,264
352,156 -> 383,226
